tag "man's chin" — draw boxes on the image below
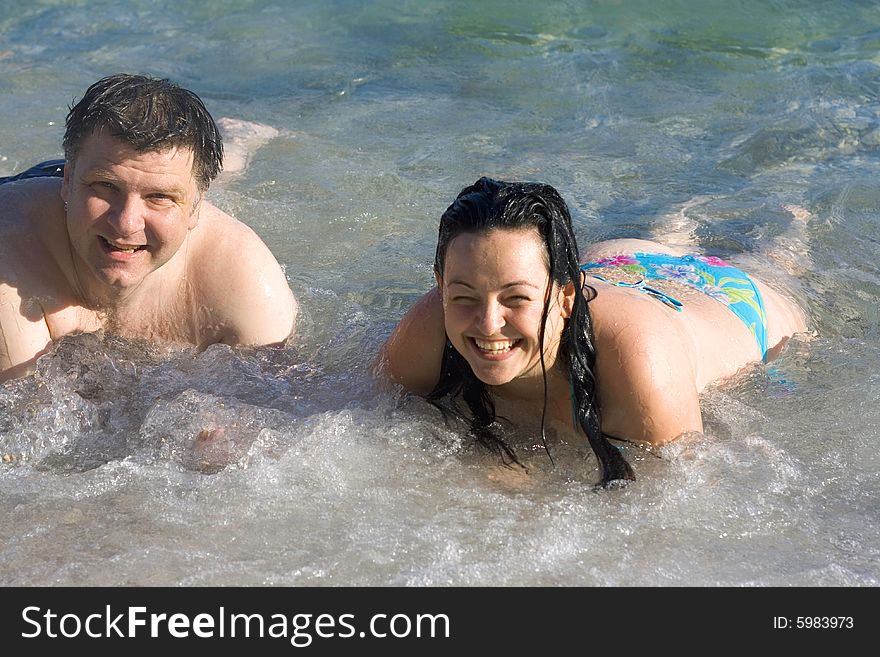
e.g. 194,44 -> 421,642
90,267 -> 148,292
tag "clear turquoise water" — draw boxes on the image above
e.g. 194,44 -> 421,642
0,0 -> 878,585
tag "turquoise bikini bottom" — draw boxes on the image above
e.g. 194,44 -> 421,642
581,252 -> 769,359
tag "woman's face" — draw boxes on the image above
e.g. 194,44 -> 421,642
438,228 -> 574,388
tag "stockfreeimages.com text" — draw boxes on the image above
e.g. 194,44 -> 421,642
21,605 -> 450,646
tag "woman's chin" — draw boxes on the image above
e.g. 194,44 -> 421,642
468,362 -> 518,387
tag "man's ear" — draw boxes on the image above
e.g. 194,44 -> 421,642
434,271 -> 443,298
188,193 -> 204,230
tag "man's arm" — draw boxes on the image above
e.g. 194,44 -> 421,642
0,282 -> 53,381
377,286 -> 447,395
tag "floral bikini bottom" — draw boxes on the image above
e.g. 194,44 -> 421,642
580,252 -> 769,359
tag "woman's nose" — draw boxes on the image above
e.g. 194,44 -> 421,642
475,301 -> 505,335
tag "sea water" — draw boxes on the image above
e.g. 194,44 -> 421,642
0,0 -> 878,586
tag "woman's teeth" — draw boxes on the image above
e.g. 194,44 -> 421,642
474,338 -> 518,353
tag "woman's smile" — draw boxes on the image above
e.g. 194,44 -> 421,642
470,336 -> 522,359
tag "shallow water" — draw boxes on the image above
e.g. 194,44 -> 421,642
1,0 -> 879,586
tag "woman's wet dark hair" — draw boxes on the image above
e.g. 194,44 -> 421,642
429,177 -> 635,487
63,73 -> 223,191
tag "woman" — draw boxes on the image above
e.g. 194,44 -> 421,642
381,177 -> 808,487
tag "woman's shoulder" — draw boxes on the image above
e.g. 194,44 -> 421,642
586,285 -> 703,445
587,282 -> 698,382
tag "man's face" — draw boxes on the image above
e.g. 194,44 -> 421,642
60,131 -> 202,295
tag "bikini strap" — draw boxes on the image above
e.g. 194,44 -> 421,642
590,275 -> 683,312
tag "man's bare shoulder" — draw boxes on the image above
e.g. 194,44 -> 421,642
1,178 -> 44,237
188,201 -> 297,345
190,201 -> 285,280
0,178 -> 68,286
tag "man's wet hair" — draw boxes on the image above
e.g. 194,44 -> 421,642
63,73 -> 223,191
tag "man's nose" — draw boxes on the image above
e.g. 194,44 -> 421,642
109,196 -> 146,237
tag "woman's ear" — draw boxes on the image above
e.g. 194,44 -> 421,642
560,270 -> 586,317
561,279 -> 577,318
434,271 -> 443,298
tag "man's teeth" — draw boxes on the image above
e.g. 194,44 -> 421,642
474,338 -> 518,353
105,239 -> 140,253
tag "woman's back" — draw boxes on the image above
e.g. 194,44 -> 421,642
580,238 -> 807,444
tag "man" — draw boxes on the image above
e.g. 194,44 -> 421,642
0,73 -> 297,381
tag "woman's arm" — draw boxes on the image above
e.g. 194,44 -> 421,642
377,286 -> 447,395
